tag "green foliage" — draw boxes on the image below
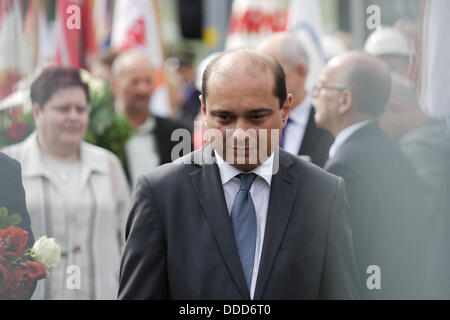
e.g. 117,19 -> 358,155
0,207 -> 22,229
0,108 -> 35,149
82,73 -> 135,168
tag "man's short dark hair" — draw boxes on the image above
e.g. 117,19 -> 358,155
201,50 -> 287,108
30,67 -> 90,108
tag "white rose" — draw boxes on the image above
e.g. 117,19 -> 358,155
31,236 -> 61,269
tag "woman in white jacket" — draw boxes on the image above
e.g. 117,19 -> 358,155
3,67 -> 130,300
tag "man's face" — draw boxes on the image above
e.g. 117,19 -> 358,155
114,64 -> 154,113
202,69 -> 291,172
34,87 -> 89,152
313,64 -> 345,132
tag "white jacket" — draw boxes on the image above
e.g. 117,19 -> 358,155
3,133 -> 130,300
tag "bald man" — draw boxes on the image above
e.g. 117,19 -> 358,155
111,50 -> 192,185
258,33 -> 333,167
380,75 -> 450,299
118,49 -> 360,300
313,52 -> 426,299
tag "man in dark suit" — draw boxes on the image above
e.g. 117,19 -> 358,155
111,49 -> 193,185
313,52 -> 425,299
258,32 -> 334,167
0,152 -> 36,299
118,49 -> 360,300
0,152 -> 34,247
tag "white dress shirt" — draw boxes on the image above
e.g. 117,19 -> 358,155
125,117 -> 160,187
283,95 -> 313,155
328,120 -> 373,159
214,150 -> 274,299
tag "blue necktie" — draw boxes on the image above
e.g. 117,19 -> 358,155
230,173 -> 257,290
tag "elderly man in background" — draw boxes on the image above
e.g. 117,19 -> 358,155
111,50 -> 193,186
380,74 -> 450,299
314,51 -> 425,299
258,33 -> 334,168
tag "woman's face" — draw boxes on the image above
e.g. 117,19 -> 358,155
34,87 -> 89,154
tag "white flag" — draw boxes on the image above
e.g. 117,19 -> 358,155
287,0 -> 325,91
111,0 -> 170,117
420,0 -> 450,119
0,0 -> 31,99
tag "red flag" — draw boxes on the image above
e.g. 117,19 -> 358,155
55,0 -> 97,69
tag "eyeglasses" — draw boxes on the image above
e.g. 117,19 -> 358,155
312,84 -> 348,97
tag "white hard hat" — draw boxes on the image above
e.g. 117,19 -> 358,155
322,35 -> 347,61
364,26 -> 412,57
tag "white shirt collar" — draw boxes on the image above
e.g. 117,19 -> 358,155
214,149 -> 274,187
135,117 -> 156,135
329,120 -> 372,159
289,94 -> 312,126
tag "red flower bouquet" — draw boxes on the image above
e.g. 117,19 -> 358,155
0,208 -> 60,300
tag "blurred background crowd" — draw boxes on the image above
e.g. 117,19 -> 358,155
1,0 -> 450,300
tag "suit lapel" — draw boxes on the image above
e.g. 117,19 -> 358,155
254,150 -> 301,299
189,144 -> 250,299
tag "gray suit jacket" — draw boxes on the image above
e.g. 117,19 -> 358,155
118,144 -> 360,299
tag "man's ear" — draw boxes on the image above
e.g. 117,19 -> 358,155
338,89 -> 352,114
200,95 -> 207,118
32,103 -> 42,126
296,63 -> 308,80
281,94 -> 293,126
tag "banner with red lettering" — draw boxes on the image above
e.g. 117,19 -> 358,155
226,0 -> 289,50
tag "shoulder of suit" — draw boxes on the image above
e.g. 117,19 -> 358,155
0,151 -> 20,172
141,148 -> 198,185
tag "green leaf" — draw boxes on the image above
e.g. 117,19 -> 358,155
0,207 -> 8,219
6,214 -> 22,226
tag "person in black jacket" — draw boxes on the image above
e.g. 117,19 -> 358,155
0,152 -> 34,247
0,152 -> 35,299
313,51 -> 426,299
118,49 -> 360,300
111,49 -> 193,186
258,32 -> 334,167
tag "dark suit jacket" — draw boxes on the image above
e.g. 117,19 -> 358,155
118,144 -> 360,299
324,122 -> 426,299
296,107 -> 334,168
0,152 -> 34,247
0,152 -> 36,299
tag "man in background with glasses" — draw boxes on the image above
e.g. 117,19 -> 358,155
313,51 -> 426,299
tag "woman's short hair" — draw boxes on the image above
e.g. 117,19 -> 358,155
30,67 -> 90,108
